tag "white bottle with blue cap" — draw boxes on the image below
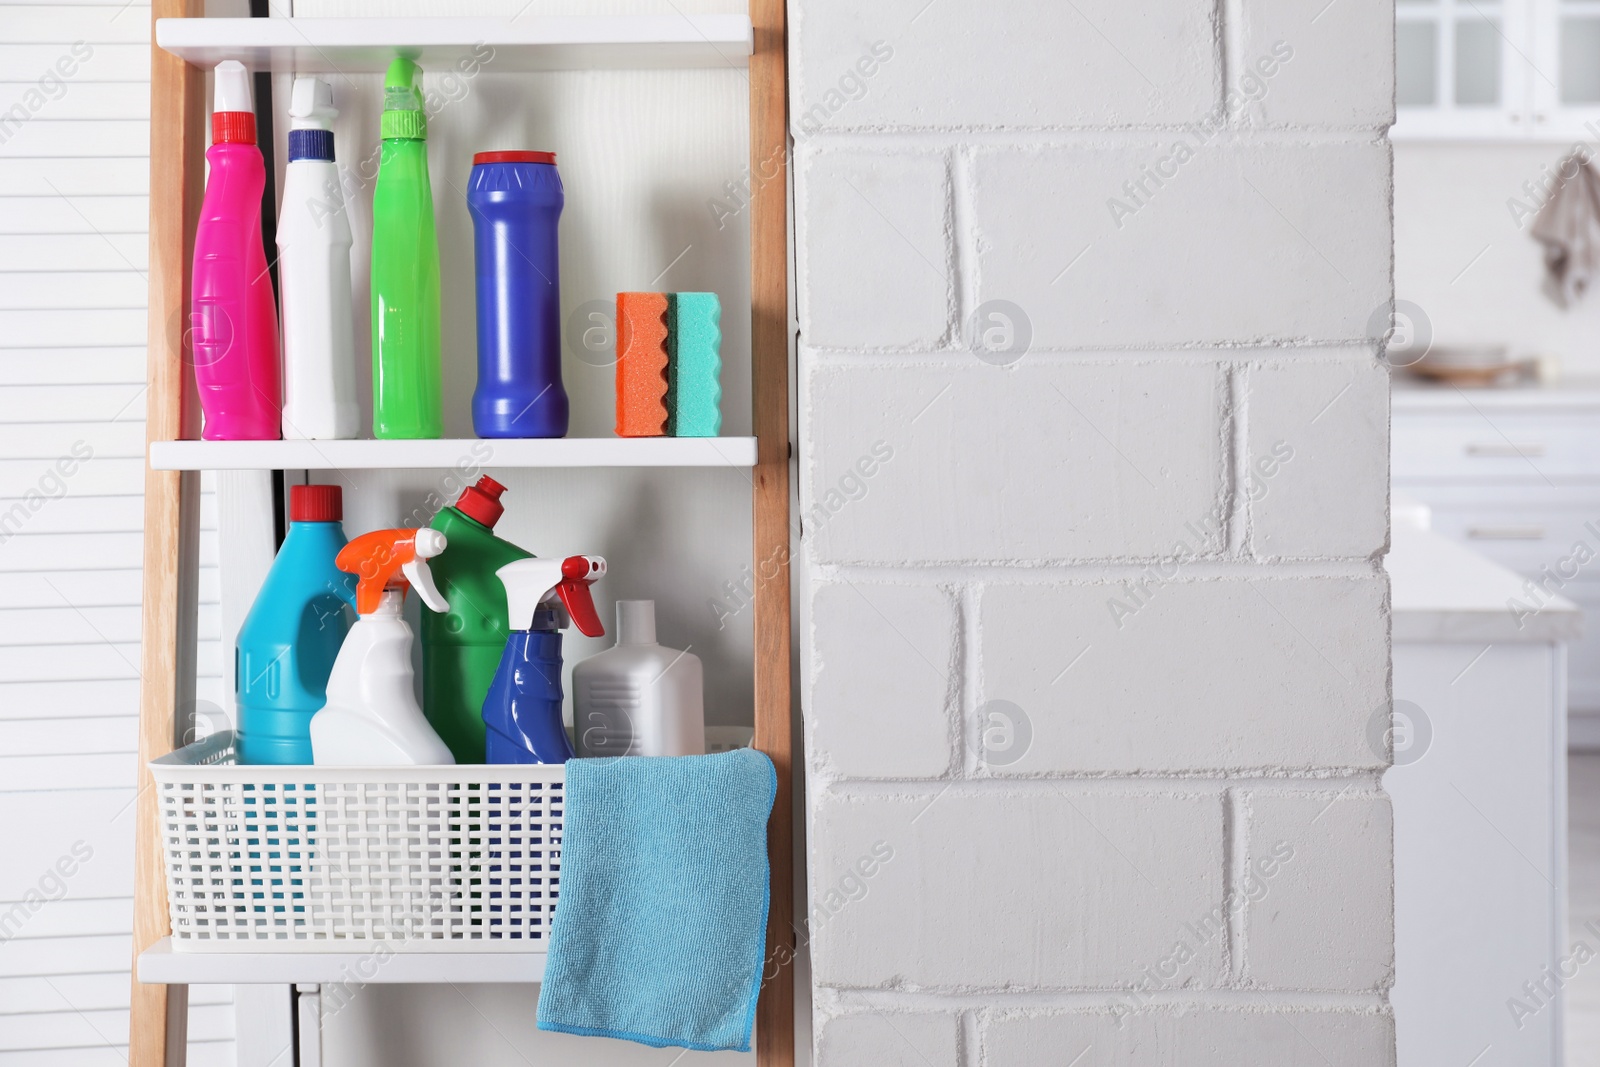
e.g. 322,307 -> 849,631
277,75 -> 358,440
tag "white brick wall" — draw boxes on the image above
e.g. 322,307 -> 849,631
1245,354 -> 1390,559
1243,792 -> 1396,991
968,143 -> 1392,347
809,582 -> 958,779
1237,0 -> 1395,129
792,0 -> 1219,130
983,1009 -> 1395,1066
979,578 -> 1388,774
798,149 -> 951,349
793,0 -> 1394,1061
811,792 -> 1226,988
804,362 -> 1226,563
815,1013 -> 959,1067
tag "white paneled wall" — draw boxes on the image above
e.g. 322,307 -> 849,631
0,3 -> 233,1064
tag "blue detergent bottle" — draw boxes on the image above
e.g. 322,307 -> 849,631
235,484 -> 355,763
466,150 -> 567,438
482,555 -> 606,764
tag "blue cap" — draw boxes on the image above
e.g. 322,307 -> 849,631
288,128 -> 334,162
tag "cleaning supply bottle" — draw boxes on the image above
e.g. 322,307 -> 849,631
421,476 -> 533,763
483,555 -> 606,764
466,151 -> 567,438
370,56 -> 443,440
310,527 -> 455,765
234,485 -> 354,764
575,601 -> 705,758
278,76 -> 359,441
192,59 -> 281,441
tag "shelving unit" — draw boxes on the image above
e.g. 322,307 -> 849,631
149,436 -> 760,470
133,4 -> 792,1066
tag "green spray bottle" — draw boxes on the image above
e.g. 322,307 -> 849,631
371,57 -> 443,439
422,476 -> 534,762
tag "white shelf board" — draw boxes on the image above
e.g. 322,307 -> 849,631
138,937 -> 546,985
148,437 -> 758,471
155,15 -> 752,73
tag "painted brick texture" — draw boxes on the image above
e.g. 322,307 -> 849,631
804,361 -> 1227,563
968,143 -> 1392,348
811,791 -> 1226,989
978,577 -> 1388,774
793,0 -> 1393,1060
983,1009 -> 1395,1066
792,0 -> 1219,131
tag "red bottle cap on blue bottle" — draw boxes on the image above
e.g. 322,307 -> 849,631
290,484 -> 342,523
473,151 -> 556,166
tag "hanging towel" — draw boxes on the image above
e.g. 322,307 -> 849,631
1532,151 -> 1600,307
537,748 -> 777,1052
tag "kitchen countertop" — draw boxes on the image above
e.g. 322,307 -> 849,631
1392,374 -> 1600,411
1388,522 -> 1581,643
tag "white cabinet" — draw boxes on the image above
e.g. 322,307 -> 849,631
1396,0 -> 1600,139
1391,382 -> 1600,741
1389,523 -> 1576,1067
1390,641 -> 1569,1064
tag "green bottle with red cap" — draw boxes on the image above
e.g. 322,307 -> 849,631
421,476 -> 534,762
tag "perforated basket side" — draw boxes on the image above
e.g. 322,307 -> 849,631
154,732 -> 565,950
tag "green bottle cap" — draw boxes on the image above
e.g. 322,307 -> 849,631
380,56 -> 426,141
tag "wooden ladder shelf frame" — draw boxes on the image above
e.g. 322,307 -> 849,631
129,2 -> 794,1064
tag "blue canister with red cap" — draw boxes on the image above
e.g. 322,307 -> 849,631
466,150 -> 568,438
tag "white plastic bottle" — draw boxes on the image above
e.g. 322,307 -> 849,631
277,76 -> 359,440
310,528 -> 455,765
574,600 -> 705,758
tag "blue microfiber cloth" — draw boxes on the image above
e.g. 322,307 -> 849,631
536,749 -> 777,1051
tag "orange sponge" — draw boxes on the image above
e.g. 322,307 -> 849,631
615,292 -> 669,437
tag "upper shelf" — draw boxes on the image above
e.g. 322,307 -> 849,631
154,15 -> 753,73
149,437 -> 759,471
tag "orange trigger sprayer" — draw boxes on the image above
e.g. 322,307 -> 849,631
341,527 -> 449,615
309,528 -> 455,765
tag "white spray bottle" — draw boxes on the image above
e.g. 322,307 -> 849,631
574,600 -> 705,757
310,528 -> 455,765
277,75 -> 359,440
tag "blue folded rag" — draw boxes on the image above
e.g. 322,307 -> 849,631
536,748 -> 777,1052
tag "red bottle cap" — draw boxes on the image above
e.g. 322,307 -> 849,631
290,484 -> 342,523
454,475 -> 507,528
472,150 -> 555,166
212,111 -> 257,145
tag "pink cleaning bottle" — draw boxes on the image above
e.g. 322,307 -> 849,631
192,61 -> 281,440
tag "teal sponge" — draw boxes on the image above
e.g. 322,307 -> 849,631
666,292 -> 722,437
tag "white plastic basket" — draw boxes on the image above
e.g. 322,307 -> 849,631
151,731 -> 564,952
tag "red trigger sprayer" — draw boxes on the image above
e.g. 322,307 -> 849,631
308,529 -> 455,765
480,555 -> 606,764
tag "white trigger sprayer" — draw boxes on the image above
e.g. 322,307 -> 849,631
309,528 -> 455,765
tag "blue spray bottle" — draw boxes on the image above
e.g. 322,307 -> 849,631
482,555 -> 606,764
235,484 -> 355,763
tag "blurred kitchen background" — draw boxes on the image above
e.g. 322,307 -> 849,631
1391,2 -> 1600,1063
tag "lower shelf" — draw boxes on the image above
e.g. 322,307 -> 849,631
148,436 -> 759,470
137,937 -> 547,985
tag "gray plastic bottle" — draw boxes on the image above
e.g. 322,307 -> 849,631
573,601 -> 705,757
